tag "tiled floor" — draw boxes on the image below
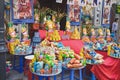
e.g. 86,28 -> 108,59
6,70 -> 68,80
6,70 -> 27,80
6,69 -> 81,80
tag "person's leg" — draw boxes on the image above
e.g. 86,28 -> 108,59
112,32 -> 115,42
117,30 -> 120,42
115,31 -> 118,42
113,31 -> 117,42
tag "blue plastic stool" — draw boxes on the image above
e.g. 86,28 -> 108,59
61,67 -> 84,80
39,76 -> 56,80
32,74 -> 57,80
91,73 -> 96,80
13,55 -> 25,73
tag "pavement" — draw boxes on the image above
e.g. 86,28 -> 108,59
6,53 -> 91,80
6,70 -> 27,80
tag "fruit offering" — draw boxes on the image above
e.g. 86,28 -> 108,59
90,28 -> 107,51
55,47 -> 75,61
66,54 -> 85,68
15,43 -> 32,55
30,40 -> 63,74
92,41 -> 107,51
81,46 -> 104,64
30,39 -> 85,74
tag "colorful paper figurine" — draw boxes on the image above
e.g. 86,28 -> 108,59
21,24 -> 31,46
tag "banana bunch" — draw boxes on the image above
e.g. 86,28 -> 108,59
49,30 -> 61,41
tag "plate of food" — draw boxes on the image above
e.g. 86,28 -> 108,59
25,55 -> 34,60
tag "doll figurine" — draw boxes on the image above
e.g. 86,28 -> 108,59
52,15 -> 56,29
45,16 -> 54,32
52,15 -> 56,23
21,24 -> 31,46
7,22 -> 20,54
8,23 -> 17,42
45,16 -> 55,32
106,29 -> 112,42
97,28 -> 104,44
70,27 -> 80,39
91,28 -> 97,43
82,28 -> 90,43
33,9 -> 40,30
34,9 -> 39,23
66,18 -> 71,31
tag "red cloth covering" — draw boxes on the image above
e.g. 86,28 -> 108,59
39,30 -> 47,39
91,51 -> 120,80
95,50 -> 108,59
59,30 -> 64,37
60,40 -> 84,54
39,30 -> 65,40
